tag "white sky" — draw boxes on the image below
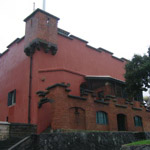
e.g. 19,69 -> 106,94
0,0 -> 150,96
1,0 -> 150,60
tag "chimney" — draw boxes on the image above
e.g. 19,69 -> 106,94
24,9 -> 59,56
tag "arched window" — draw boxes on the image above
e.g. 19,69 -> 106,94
96,111 -> 108,125
134,116 -> 142,127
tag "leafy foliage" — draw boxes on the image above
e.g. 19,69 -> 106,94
124,50 -> 150,97
126,140 -> 150,146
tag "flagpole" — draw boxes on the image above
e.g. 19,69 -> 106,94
43,0 -> 46,11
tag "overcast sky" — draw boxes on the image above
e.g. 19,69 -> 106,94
1,0 -> 150,96
1,0 -> 150,60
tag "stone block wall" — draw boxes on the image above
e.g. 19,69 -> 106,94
0,121 -> 10,140
0,122 -> 37,141
9,123 -> 37,138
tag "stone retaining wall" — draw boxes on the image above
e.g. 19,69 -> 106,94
9,132 -> 150,150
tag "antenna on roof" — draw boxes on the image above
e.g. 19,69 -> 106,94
43,0 -> 46,11
33,2 -> 35,11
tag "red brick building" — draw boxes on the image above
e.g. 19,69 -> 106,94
0,9 -> 150,133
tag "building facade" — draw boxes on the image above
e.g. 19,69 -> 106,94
0,9 -> 150,133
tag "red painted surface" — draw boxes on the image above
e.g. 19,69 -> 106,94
0,9 -> 148,133
0,39 -> 30,123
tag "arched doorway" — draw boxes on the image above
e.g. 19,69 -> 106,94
117,114 -> 127,131
69,107 -> 86,130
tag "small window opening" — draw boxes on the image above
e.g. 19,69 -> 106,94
8,89 -> 16,106
116,86 -> 123,97
47,18 -> 50,24
98,91 -> 104,99
31,19 -> 32,27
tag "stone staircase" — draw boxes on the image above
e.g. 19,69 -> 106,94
0,137 -> 23,150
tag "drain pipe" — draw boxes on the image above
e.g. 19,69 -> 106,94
28,54 -> 33,124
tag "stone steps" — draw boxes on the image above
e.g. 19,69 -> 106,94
0,137 -> 22,150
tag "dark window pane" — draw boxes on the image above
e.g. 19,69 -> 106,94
96,111 -> 108,125
7,90 -> 16,106
134,116 -> 142,127
116,86 -> 122,97
97,91 -> 104,99
8,92 -> 12,106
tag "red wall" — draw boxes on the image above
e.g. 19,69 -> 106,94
31,33 -> 126,96
0,39 -> 30,123
0,32 -> 127,130
0,10 -> 127,132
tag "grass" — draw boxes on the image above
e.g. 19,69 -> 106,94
126,140 -> 150,146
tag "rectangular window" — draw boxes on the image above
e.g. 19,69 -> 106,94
134,116 -> 142,127
97,91 -> 104,99
134,92 -> 143,102
116,86 -> 122,97
8,90 -> 16,106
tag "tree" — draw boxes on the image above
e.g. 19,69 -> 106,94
124,50 -> 150,99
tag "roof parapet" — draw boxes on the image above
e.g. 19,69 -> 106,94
112,56 -> 124,62
0,49 -> 9,58
7,36 -> 25,48
24,8 -> 59,22
121,57 -> 129,62
58,28 -> 70,36
69,35 -> 88,43
7,38 -> 20,48
98,47 -> 113,55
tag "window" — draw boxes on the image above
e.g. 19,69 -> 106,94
116,86 -> 122,97
97,91 -> 104,99
96,111 -> 108,125
47,18 -> 50,24
134,92 -> 143,102
8,90 -> 16,106
30,19 -> 32,27
134,116 -> 142,127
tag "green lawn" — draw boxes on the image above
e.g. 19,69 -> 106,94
126,140 -> 150,146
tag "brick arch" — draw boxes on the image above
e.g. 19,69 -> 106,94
69,107 -> 86,130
